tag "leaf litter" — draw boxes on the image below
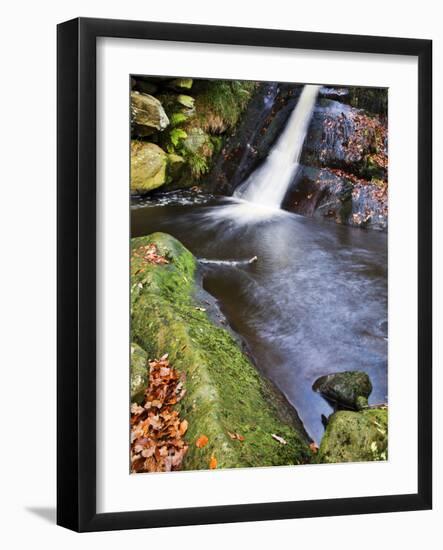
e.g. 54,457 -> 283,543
131,354 -> 188,473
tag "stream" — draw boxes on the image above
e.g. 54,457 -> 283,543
131,84 -> 388,444
132,194 -> 388,443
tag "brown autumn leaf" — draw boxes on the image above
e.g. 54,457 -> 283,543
179,419 -> 188,436
309,442 -> 319,454
209,455 -> 217,469
196,435 -> 209,448
227,431 -> 245,442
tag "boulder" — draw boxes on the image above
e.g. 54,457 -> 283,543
130,141 -> 167,193
131,232 -> 312,470
131,91 -> 169,136
313,371 -> 372,410
317,407 -> 388,463
130,343 -> 148,404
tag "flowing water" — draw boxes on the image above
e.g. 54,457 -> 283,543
235,84 -> 320,208
131,85 -> 387,443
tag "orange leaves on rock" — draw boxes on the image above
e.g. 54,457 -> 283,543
209,455 -> 217,469
196,435 -> 209,448
227,431 -> 245,442
133,243 -> 169,266
130,355 -> 188,473
309,442 -> 319,454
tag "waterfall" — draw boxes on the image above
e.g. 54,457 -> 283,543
235,84 -> 320,209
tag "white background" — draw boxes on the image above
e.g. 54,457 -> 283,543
98,39 -> 418,513
0,0 -> 441,548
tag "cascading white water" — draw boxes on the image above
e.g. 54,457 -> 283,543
235,84 -> 320,209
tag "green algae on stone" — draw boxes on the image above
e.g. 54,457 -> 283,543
130,232 -> 312,470
130,343 -> 148,404
317,407 -> 388,464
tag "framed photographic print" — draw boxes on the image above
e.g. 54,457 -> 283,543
57,17 -> 432,532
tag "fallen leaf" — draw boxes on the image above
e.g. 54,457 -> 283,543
196,435 -> 209,448
227,431 -> 245,442
179,419 -> 188,435
209,455 -> 217,469
309,442 -> 319,454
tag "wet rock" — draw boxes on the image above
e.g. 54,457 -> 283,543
300,99 -> 387,181
313,371 -> 372,411
284,165 -> 387,231
130,141 -> 168,194
130,343 -> 148,404
317,407 -> 388,463
131,91 -> 169,136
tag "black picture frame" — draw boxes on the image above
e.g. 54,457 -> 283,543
57,17 -> 432,532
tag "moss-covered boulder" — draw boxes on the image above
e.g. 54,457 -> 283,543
313,371 -> 372,410
130,343 -> 148,404
131,232 -> 312,470
317,407 -> 388,463
131,91 -> 169,136
130,141 -> 167,193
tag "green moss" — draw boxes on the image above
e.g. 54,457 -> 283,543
131,233 -> 312,470
317,408 -> 388,464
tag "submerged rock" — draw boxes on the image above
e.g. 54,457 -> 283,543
131,232 -> 312,470
131,91 -> 169,136
130,141 -> 168,194
313,371 -> 372,411
130,343 -> 148,404
317,407 -> 388,463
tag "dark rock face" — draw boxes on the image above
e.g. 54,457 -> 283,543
312,371 -> 373,411
204,82 -> 304,194
283,165 -> 388,230
300,99 -> 387,182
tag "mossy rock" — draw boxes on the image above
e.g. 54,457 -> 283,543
177,94 -> 195,109
167,153 -> 185,180
130,141 -> 167,193
130,343 -> 148,404
131,91 -> 169,136
313,371 -> 372,410
130,232 -> 312,470
167,78 -> 193,91
317,408 -> 388,463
